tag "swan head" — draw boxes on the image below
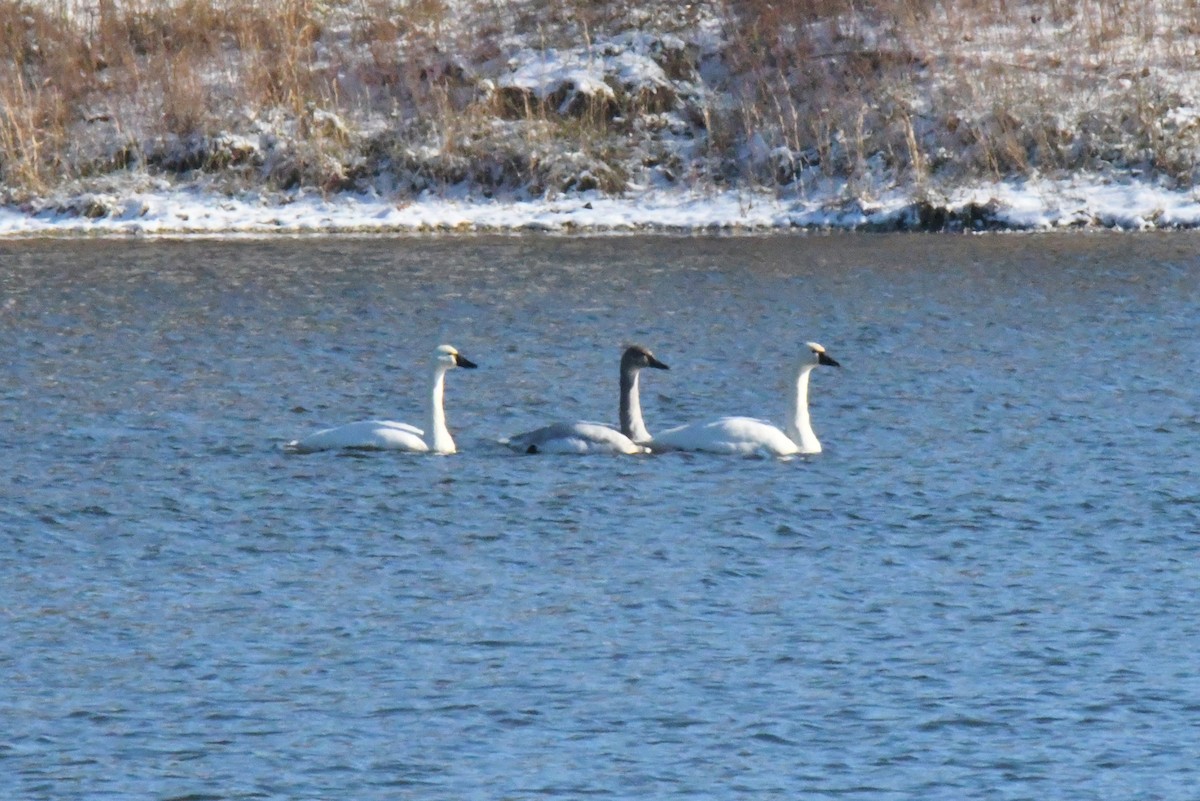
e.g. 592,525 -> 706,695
806,341 -> 840,368
435,343 -> 478,370
621,344 -> 669,372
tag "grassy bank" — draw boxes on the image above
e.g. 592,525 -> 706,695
3,0 -> 1199,205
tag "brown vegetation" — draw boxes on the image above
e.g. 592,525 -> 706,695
2,0 -> 1200,201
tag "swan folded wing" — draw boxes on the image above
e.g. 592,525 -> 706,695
654,416 -> 799,457
504,421 -> 646,455
288,419 -> 428,453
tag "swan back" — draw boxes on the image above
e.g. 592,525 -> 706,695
505,421 -> 646,454
654,416 -> 799,456
288,420 -> 428,453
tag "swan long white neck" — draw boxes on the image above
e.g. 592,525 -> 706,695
426,364 -> 455,454
785,365 -> 821,454
620,368 -> 652,444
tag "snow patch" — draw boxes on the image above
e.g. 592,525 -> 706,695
6,177 -> 1200,236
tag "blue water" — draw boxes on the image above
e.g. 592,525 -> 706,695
2,234 -> 1199,800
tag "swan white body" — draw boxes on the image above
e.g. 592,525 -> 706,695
504,345 -> 669,455
507,420 -> 644,455
653,342 -> 839,457
655,416 -> 804,456
287,344 -> 477,454
287,420 -> 429,453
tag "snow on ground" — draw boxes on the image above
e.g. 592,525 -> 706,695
2,177 -> 1200,237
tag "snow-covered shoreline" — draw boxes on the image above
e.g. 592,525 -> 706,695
3,176 -> 1200,238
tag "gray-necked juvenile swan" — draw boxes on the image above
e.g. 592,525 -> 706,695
653,342 -> 839,457
503,345 -> 669,454
286,344 -> 477,454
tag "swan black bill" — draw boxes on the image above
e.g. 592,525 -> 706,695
455,354 -> 478,369
818,352 -> 840,367
649,355 -> 670,370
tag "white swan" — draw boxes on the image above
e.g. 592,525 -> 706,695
503,345 -> 669,454
653,342 -> 839,456
286,344 -> 477,454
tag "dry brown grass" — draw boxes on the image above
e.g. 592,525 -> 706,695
1,0 -> 361,194
703,0 -> 1200,193
3,0 -> 1200,200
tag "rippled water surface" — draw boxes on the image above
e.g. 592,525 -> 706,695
3,234 -> 1199,800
